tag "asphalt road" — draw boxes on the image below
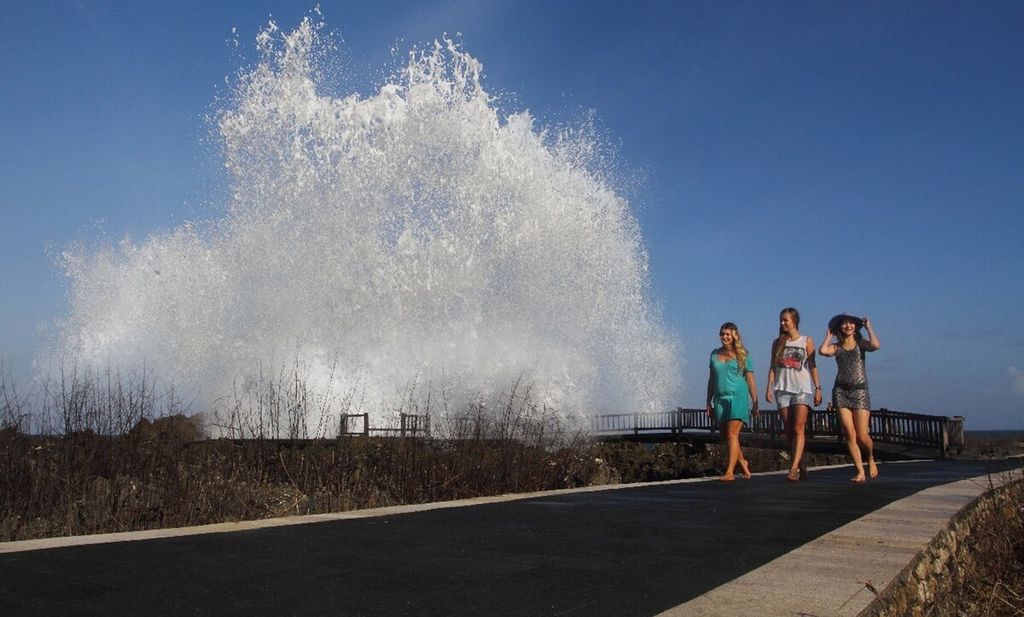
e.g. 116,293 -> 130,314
0,459 -> 1017,617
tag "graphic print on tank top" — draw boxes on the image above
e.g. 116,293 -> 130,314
779,345 -> 806,369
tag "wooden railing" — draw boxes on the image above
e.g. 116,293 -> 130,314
340,413 -> 430,437
337,408 -> 966,456
591,408 -> 965,457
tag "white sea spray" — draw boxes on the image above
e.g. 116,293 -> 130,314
48,18 -> 681,435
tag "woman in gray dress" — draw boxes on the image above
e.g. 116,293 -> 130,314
819,314 -> 881,482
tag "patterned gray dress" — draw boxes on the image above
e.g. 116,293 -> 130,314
832,345 -> 871,410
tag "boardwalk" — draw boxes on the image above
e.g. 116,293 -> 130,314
0,459 -> 1015,617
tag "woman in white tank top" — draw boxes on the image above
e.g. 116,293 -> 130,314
765,307 -> 821,481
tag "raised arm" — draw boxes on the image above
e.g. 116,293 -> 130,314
861,316 -> 881,351
819,329 -> 837,357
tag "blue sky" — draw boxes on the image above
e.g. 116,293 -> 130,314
2,1 -> 1022,429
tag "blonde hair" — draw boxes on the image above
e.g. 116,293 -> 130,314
720,322 -> 749,372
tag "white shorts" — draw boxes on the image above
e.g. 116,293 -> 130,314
775,391 -> 812,409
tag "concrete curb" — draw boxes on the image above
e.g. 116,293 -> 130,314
655,471 -> 1008,617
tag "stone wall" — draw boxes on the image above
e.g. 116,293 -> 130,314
859,474 -> 1022,617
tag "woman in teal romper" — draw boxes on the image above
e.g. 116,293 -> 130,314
706,322 -> 760,481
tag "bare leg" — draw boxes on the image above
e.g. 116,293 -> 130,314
838,407 -> 866,482
780,405 -> 796,479
718,424 -> 735,481
720,420 -> 747,481
854,409 -> 877,478
789,405 -> 809,480
738,426 -> 751,480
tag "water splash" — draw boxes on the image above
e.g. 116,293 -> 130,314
50,18 -> 681,433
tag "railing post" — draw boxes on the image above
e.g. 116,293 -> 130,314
940,416 -> 949,458
340,413 -> 370,437
951,416 -> 965,454
400,413 -> 415,438
634,412 -> 639,436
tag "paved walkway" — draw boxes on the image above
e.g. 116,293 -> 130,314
0,459 -> 1017,616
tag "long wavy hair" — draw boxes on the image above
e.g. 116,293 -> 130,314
720,322 -> 749,372
773,307 -> 800,364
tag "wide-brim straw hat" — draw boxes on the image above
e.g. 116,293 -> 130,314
828,313 -> 864,334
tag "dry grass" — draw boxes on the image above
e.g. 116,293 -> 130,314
943,431 -> 1024,617
927,471 -> 1024,617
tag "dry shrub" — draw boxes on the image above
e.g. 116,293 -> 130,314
931,473 -> 1024,616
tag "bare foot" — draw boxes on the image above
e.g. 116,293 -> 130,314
868,461 -> 878,478
720,474 -> 736,482
739,460 -> 751,479
787,469 -> 800,482
851,475 -> 866,483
